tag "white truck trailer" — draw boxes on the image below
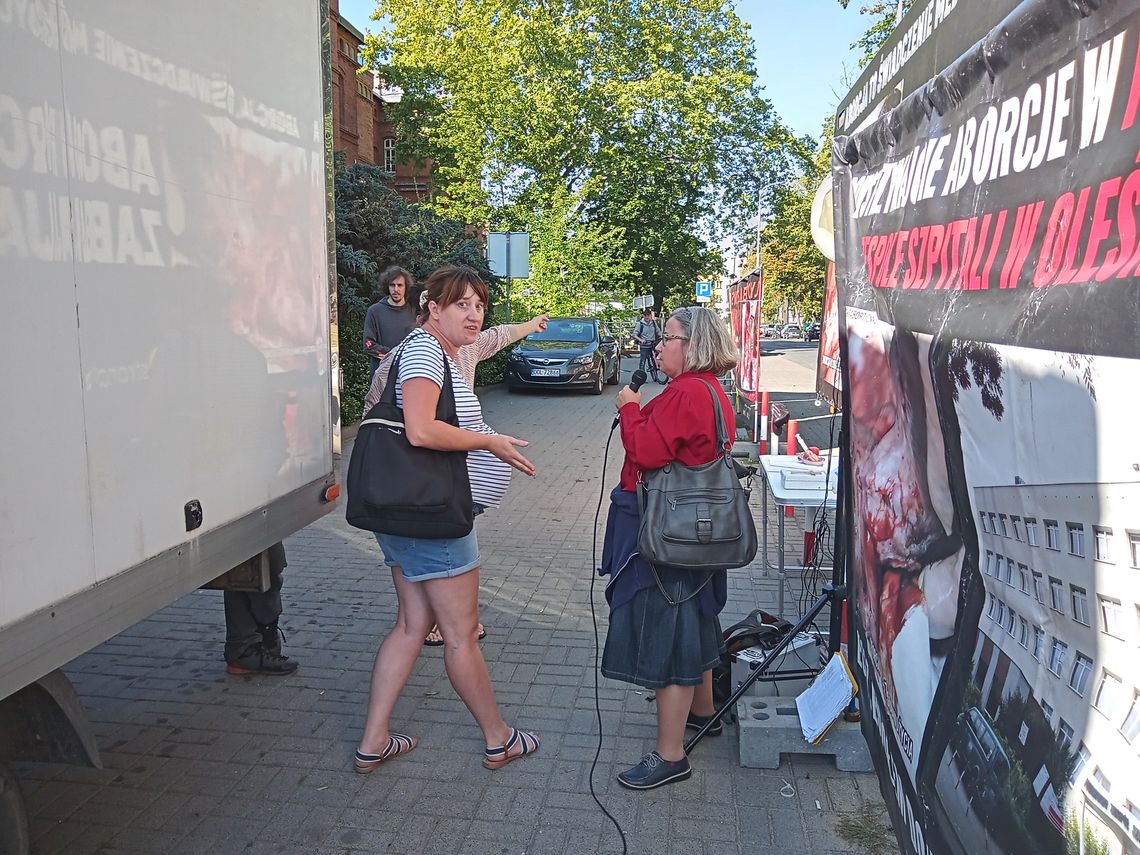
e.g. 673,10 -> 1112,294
0,2 -> 340,849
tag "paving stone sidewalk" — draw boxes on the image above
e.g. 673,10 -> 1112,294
17,363 -> 892,855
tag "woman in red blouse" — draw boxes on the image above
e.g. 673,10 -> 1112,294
601,306 -> 740,790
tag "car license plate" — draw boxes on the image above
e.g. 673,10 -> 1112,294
531,368 -> 560,377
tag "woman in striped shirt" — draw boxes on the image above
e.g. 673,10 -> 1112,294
365,301 -> 548,645
354,266 -> 541,773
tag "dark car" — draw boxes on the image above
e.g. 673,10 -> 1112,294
804,322 -> 821,342
952,706 -> 1010,817
506,317 -> 621,394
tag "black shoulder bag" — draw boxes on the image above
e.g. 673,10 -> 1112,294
346,339 -> 474,538
636,380 -> 758,575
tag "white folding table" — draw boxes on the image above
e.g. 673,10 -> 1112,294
757,454 -> 839,617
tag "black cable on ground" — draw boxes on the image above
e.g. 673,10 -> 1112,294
588,424 -> 628,855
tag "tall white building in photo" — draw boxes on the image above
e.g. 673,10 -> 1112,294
973,482 -> 1140,855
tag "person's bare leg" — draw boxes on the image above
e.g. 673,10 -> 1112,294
357,566 -> 435,754
425,570 -> 518,751
690,670 -> 715,717
655,684 -> 696,762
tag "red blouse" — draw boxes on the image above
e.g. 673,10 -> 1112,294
617,371 -> 735,492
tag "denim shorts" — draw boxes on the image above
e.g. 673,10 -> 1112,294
374,504 -> 485,583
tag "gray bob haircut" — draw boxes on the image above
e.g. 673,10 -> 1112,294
669,307 -> 739,375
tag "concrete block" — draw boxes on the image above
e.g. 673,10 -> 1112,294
736,698 -> 873,773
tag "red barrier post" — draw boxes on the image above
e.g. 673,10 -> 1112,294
759,390 -> 770,454
785,418 -> 799,516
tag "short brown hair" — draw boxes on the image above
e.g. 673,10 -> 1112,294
423,265 -> 489,312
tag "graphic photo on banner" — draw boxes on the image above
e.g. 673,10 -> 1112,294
729,275 -> 762,402
815,263 -> 843,408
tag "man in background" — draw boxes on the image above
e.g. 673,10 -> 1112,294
632,308 -> 663,383
363,266 -> 417,383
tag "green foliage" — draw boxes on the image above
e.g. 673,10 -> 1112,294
996,690 -> 1076,793
333,156 -> 504,414
340,317 -> 373,419
752,124 -> 832,319
962,680 -> 982,709
836,1 -> 918,69
505,186 -> 636,318
364,0 -> 790,316
334,155 -> 498,321
1065,812 -> 1111,855
474,348 -> 510,387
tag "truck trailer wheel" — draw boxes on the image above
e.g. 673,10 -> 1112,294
0,763 -> 30,855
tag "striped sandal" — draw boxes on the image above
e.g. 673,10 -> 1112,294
354,733 -> 418,774
483,727 -> 540,770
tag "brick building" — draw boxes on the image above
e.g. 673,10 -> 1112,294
328,0 -> 430,202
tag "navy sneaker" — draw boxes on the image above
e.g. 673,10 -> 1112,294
685,712 -> 723,736
617,752 -> 692,790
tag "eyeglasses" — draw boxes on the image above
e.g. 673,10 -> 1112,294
660,333 -> 689,342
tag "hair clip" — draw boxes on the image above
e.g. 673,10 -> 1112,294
419,290 -> 429,308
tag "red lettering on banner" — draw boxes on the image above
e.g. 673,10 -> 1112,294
923,223 -> 945,289
862,236 -> 878,285
902,227 -> 923,289
954,217 -> 978,290
887,232 -> 908,289
1034,193 -> 1075,288
1002,201 -> 1044,288
981,209 -> 1007,289
872,233 -> 893,287
1055,186 -> 1092,284
1102,169 -> 1140,280
935,220 -> 968,290
1074,177 -> 1123,283
964,213 -> 994,290
1121,24 -> 1140,131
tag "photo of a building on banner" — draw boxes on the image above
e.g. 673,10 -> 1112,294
931,344 -> 1140,855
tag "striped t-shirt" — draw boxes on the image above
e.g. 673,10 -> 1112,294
394,329 -> 512,508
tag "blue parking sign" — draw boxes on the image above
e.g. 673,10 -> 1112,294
695,280 -> 712,299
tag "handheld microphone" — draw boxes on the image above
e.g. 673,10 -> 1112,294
611,370 -> 648,429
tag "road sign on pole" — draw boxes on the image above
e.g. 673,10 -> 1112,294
695,280 -> 713,302
486,232 -> 530,322
633,294 -> 655,310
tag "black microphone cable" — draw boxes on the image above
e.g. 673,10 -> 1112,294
587,369 -> 645,855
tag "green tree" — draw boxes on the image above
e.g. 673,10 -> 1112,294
333,157 -> 502,410
837,1 -> 918,67
753,122 -> 832,320
364,0 -> 789,312
505,186 -> 636,318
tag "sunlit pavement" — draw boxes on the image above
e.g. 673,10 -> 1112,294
17,356 -> 887,855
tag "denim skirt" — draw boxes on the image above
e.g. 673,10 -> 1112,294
601,570 -> 725,689
374,528 -> 480,582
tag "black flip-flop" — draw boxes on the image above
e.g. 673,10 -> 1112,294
424,627 -> 487,647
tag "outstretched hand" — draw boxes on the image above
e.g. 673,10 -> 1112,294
530,313 -> 549,335
487,434 -> 536,477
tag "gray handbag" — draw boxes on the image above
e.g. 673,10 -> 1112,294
636,380 -> 758,574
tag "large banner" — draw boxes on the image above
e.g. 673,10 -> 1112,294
816,263 -> 842,407
834,1 -> 1140,853
729,272 -> 763,402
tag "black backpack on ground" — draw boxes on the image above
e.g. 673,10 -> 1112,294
712,608 -> 795,707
